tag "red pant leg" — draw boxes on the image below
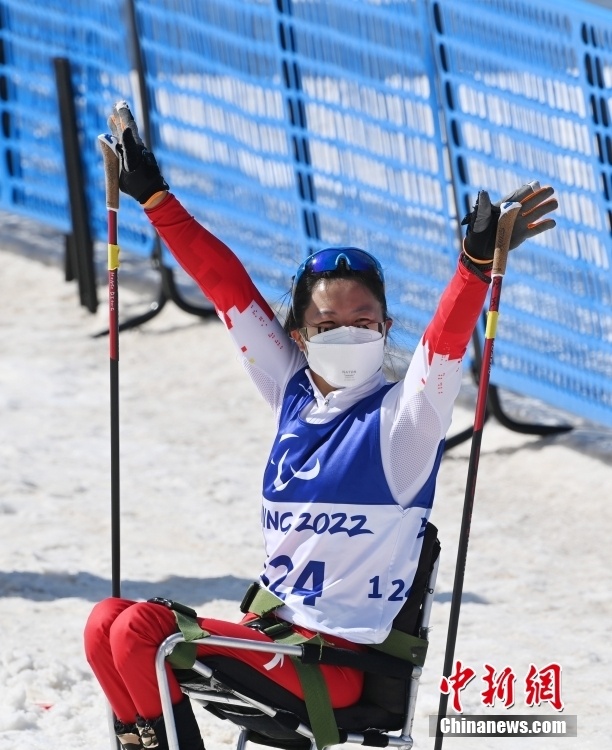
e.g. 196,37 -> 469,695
84,597 -> 144,723
103,600 -> 185,720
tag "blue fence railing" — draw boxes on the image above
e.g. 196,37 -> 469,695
432,0 -> 612,426
0,0 -> 152,252
0,0 -> 610,428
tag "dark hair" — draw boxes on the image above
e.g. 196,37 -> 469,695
283,264 -> 389,334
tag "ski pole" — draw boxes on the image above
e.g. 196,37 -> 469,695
434,200 -> 522,748
98,134 -> 121,599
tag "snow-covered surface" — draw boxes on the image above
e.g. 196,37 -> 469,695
1,218 -> 611,749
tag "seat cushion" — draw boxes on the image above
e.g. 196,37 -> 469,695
175,657 -> 404,732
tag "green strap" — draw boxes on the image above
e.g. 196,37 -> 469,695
240,585 -> 339,747
371,628 -> 428,667
244,586 -> 286,617
245,584 -> 427,667
272,631 -> 340,750
292,658 -> 340,750
167,610 -> 210,669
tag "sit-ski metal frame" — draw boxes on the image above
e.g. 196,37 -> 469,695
154,556 -> 439,750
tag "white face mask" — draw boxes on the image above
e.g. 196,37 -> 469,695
304,326 -> 386,389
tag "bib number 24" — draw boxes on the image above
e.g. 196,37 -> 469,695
261,556 -> 324,606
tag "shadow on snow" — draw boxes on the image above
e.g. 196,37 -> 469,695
0,570 -> 489,605
0,571 -> 253,604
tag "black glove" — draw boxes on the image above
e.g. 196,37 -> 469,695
462,181 -> 558,263
108,101 -> 169,204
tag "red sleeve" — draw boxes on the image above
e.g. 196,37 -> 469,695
422,257 -> 489,364
145,193 -> 274,328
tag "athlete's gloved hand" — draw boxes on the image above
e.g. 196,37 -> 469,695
108,101 -> 169,205
462,181 -> 558,264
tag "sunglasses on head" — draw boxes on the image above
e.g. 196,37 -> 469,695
293,247 -> 384,287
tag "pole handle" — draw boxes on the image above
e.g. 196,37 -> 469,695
98,134 -> 120,211
492,201 -> 522,276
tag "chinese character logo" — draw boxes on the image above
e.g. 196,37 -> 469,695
440,661 -> 564,713
439,661 -> 477,713
525,663 -> 563,711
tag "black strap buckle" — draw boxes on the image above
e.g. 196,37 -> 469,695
239,582 -> 261,614
148,597 -> 198,619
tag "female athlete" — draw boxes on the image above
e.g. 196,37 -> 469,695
84,102 -> 557,750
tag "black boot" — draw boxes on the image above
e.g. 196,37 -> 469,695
136,696 -> 204,750
114,719 -> 142,749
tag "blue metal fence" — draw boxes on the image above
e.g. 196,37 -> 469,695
137,0 -> 308,304
0,0 -> 152,252
0,0 -> 610,427
135,0 -> 454,350
432,0 -> 612,425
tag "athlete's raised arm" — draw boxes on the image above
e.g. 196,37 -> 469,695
382,183 -> 558,506
107,101 -> 304,412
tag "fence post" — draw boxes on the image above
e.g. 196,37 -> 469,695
276,0 -> 320,253
53,56 -> 97,313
